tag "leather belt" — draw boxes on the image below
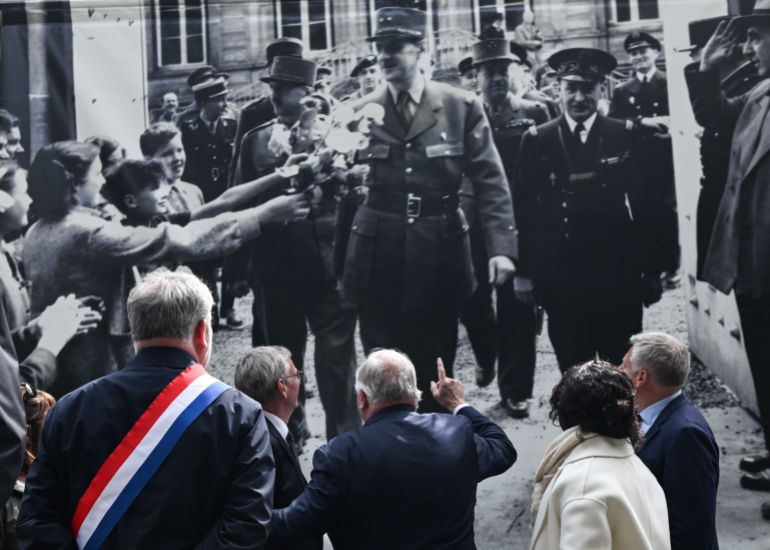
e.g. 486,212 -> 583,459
365,191 -> 459,218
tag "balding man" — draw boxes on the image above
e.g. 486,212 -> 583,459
17,270 -> 275,548
269,349 -> 516,549
619,332 -> 719,550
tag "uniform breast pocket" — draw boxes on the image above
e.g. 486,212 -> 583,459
426,141 -> 465,183
355,143 -> 391,163
425,141 -> 464,159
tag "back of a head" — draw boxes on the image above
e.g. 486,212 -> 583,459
103,159 -> 164,213
629,331 -> 690,388
127,269 -> 213,342
355,349 -> 422,405
550,360 -> 640,446
235,346 -> 291,404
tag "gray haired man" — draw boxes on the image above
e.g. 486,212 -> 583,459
618,332 -> 719,550
270,349 -> 517,549
18,270 -> 275,548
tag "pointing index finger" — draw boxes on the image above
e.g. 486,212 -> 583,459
436,357 -> 446,382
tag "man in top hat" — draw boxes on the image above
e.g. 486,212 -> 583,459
457,56 -> 478,93
339,6 -> 517,412
350,55 -> 382,98
234,55 -> 361,445
682,16 -> 761,280
609,31 -> 680,291
516,47 -> 663,372
691,12 -> 770,511
459,38 -> 548,418
230,37 -> 305,185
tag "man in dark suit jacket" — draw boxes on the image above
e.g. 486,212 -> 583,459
270,349 -> 517,550
619,332 -> 719,550
16,270 -> 275,548
516,47 -> 663,372
235,346 -> 321,550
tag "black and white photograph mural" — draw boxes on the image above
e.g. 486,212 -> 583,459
0,0 -> 769,548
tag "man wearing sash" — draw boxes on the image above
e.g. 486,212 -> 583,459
17,270 -> 275,548
515,48 -> 663,372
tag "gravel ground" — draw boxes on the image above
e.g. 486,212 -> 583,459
207,282 -> 754,549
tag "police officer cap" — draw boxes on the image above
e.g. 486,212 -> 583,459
624,31 -> 662,52
472,39 -> 522,67
192,75 -> 229,102
351,55 -> 378,77
260,56 -> 317,88
457,56 -> 474,76
187,65 -> 229,89
547,48 -> 617,82
682,16 -> 730,52
366,6 -> 427,42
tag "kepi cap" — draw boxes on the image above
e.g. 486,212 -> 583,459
547,47 -> 617,82
367,7 -> 427,42
472,38 -> 522,67
260,56 -> 317,87
624,31 -> 662,52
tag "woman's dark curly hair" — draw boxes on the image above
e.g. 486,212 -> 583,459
549,360 -> 641,447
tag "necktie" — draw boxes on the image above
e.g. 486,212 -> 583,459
396,91 -> 413,131
574,122 -> 586,145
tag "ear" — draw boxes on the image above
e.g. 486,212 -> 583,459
276,377 -> 289,400
356,389 -> 368,412
634,367 -> 649,390
124,194 -> 138,209
191,319 -> 209,362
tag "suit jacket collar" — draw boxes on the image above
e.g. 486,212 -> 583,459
364,404 -> 416,427
267,419 -> 304,478
639,392 -> 688,446
739,90 -> 770,180
127,346 -> 197,371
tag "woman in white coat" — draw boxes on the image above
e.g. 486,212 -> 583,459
530,360 -> 671,550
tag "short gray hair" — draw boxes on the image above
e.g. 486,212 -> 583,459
126,269 -> 213,341
234,346 -> 292,404
629,332 -> 690,388
355,349 -> 422,404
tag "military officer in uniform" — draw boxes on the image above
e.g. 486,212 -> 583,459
609,32 -> 680,290
341,6 -> 517,412
178,71 -> 240,329
516,48 -> 663,372
460,38 -> 549,418
350,55 -> 382,98
236,56 -> 360,442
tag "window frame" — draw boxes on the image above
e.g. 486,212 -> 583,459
610,0 -> 660,23
275,0 -> 333,52
154,0 -> 208,68
471,0 -> 532,36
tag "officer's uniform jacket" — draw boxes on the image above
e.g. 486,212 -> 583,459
179,113 -> 237,203
609,69 -> 669,120
235,119 -> 336,304
342,80 -> 517,311
515,115 -> 659,306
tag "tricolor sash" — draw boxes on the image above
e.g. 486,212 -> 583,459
71,363 -> 228,549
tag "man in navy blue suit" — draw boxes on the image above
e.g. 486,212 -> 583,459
269,349 -> 517,550
619,332 -> 720,550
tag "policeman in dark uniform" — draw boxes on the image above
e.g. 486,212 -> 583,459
177,71 -> 240,329
341,6 -> 517,412
516,48 -> 663,372
230,38 -> 304,186
460,38 -> 548,418
682,16 -> 761,279
236,56 -> 361,442
609,32 -> 680,290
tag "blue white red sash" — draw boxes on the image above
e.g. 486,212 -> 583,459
71,363 -> 228,549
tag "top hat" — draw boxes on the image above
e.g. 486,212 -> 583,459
472,39 -> 522,67
352,55 -> 378,77
366,7 -> 427,42
734,0 -> 770,28
679,16 -> 731,53
548,47 -> 617,83
187,66 -> 229,89
192,75 -> 229,101
260,56 -> 317,87
624,31 -> 662,52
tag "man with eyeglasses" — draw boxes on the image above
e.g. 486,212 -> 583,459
339,5 -> 517,413
235,346 -> 320,550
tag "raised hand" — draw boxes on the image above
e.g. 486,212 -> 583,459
700,18 -> 742,72
430,357 -> 467,412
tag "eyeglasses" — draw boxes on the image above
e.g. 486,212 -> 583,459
284,370 -> 304,383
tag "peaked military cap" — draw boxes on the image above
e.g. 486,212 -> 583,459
260,56 -> 317,87
547,48 -> 617,82
472,38 -> 522,67
187,66 -> 229,89
367,6 -> 427,42
624,31 -> 662,52
192,75 -> 229,101
352,55 -> 378,77
457,56 -> 474,76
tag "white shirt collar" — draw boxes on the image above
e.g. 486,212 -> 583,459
388,76 -> 426,107
263,411 -> 289,440
636,66 -> 657,82
564,112 -> 598,135
638,389 -> 682,435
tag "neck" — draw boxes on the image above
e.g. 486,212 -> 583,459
264,403 -> 292,425
362,399 -> 416,423
637,386 -> 680,411
135,338 -> 201,363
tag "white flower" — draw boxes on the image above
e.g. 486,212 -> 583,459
268,123 -> 292,157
